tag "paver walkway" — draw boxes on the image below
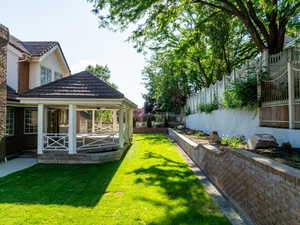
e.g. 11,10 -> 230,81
0,158 -> 37,178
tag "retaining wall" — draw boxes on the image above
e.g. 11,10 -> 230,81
185,109 -> 300,148
133,128 -> 168,134
169,128 -> 300,225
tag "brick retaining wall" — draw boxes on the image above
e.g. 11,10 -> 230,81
38,150 -> 124,164
38,143 -> 131,164
133,128 -> 168,134
169,128 -> 300,225
0,24 -> 9,162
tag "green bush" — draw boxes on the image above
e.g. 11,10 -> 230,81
223,72 -> 258,110
288,155 -> 300,162
195,131 -> 208,138
281,142 -> 292,151
198,97 -> 219,114
185,107 -> 191,115
221,136 -> 246,148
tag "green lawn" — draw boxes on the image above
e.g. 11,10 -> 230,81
0,134 -> 230,225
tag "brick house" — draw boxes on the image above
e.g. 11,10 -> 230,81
1,25 -> 136,163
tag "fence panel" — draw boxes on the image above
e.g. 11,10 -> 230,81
186,46 -> 300,130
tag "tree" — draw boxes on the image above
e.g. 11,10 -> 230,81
88,0 -> 300,54
86,64 -> 118,89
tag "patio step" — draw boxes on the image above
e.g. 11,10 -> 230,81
19,150 -> 37,158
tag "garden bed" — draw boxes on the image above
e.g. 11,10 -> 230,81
175,128 -> 300,169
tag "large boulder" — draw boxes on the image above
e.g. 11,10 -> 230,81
247,134 -> 278,150
209,131 -> 221,145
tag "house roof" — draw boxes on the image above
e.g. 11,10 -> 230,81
9,35 -> 31,55
9,35 -> 71,73
19,71 -> 125,99
7,85 -> 19,101
21,41 -> 58,57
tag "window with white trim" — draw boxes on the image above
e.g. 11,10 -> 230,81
24,109 -> 37,134
54,72 -> 63,80
41,66 -> 52,85
6,108 -> 15,136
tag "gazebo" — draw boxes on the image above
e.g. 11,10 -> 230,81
19,71 -> 136,163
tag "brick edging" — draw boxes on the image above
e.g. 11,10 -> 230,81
169,128 -> 300,225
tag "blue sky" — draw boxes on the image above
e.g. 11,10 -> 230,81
0,0 -> 146,107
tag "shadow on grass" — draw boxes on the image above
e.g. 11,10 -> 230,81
134,133 -> 171,145
130,135 -> 230,225
0,155 -> 125,207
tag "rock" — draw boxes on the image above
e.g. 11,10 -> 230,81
209,131 -> 221,145
177,125 -> 184,130
186,130 -> 194,135
247,134 -> 278,150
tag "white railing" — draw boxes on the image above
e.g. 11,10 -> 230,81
43,133 -> 68,151
77,132 -> 119,151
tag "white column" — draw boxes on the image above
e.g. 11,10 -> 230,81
37,104 -> 44,154
119,109 -> 124,148
99,113 -> 103,131
112,110 -> 117,132
43,106 -> 48,133
288,61 -> 295,129
92,110 -> 95,133
68,104 -> 77,154
125,109 -> 130,143
128,109 -> 133,141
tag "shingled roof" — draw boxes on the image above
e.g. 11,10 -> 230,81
9,35 -> 31,55
8,35 -> 71,72
20,71 -> 125,99
7,85 -> 19,101
21,41 -> 58,56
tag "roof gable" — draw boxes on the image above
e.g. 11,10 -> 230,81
21,41 -> 58,57
9,35 -> 71,73
20,71 -> 124,99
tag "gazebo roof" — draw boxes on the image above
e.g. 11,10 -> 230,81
20,71 -> 125,99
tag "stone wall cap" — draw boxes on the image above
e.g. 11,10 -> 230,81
169,128 -> 300,180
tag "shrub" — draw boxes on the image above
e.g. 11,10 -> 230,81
221,136 -> 246,148
288,155 -> 300,162
281,142 -> 292,151
185,107 -> 191,116
198,97 -> 219,114
195,131 -> 208,138
223,72 -> 258,110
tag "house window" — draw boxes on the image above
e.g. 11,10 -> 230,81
41,66 -> 52,85
6,108 -> 15,136
54,72 -> 63,80
24,108 -> 37,134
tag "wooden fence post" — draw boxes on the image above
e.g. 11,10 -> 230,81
288,49 -> 295,129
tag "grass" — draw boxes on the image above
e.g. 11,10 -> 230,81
0,134 -> 230,225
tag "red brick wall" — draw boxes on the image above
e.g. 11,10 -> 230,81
133,128 -> 168,134
169,128 -> 300,225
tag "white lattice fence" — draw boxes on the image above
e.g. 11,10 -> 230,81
186,56 -> 261,113
186,46 -> 300,129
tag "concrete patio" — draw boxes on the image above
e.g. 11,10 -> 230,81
0,158 -> 37,178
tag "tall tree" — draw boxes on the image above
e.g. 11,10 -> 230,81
86,64 -> 118,89
88,0 -> 300,54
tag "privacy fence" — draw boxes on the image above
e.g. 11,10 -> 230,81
186,45 -> 300,129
